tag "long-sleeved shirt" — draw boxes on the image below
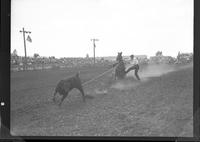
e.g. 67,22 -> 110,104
128,58 -> 139,66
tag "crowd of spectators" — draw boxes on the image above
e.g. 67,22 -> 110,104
10,55 -> 113,72
149,52 -> 193,65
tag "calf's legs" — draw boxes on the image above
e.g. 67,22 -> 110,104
77,86 -> 86,102
59,92 -> 69,107
53,90 -> 57,102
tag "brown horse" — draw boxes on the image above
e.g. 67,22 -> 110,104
114,52 -> 127,80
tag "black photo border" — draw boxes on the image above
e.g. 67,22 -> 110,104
1,0 -> 199,141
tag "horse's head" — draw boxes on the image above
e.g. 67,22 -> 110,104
116,52 -> 123,62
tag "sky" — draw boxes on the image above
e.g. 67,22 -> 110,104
11,0 -> 193,58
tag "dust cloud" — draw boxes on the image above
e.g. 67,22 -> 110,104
134,64 -> 176,78
107,63 -> 192,91
111,64 -> 177,91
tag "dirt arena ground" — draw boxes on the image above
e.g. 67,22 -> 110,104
11,63 -> 193,136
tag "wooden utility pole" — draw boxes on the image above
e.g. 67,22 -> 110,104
91,38 -> 99,65
20,27 -> 31,70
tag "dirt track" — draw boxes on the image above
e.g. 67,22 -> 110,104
11,64 -> 193,136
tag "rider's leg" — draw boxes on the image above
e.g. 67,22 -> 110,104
126,65 -> 136,74
135,65 -> 141,80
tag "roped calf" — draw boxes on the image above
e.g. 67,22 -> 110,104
53,72 -> 85,106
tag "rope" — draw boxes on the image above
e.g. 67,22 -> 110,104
82,67 -> 114,86
11,67 -> 115,93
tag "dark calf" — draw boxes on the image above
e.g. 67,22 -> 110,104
53,72 -> 85,106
